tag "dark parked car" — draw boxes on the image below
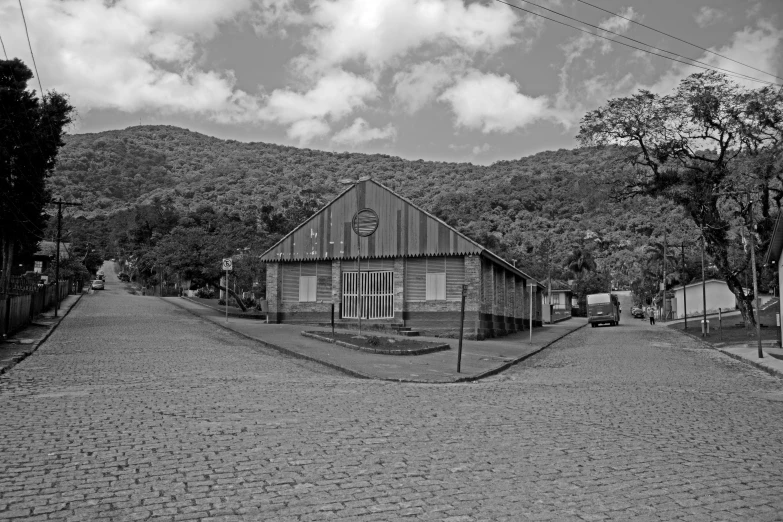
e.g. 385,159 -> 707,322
118,273 -> 130,282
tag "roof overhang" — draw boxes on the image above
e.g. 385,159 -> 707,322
480,250 -> 544,288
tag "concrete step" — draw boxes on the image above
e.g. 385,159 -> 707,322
399,330 -> 420,337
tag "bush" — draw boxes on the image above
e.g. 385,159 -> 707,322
195,288 -> 215,299
367,335 -> 381,347
218,298 -> 226,306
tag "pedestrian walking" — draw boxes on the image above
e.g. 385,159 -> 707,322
648,306 -> 656,325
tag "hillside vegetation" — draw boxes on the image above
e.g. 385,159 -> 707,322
47,125 -> 727,297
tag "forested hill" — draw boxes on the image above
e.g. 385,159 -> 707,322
48,125 -> 683,284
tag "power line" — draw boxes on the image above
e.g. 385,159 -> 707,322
0,32 -> 7,59
17,0 -> 44,96
508,0 -> 783,85
493,0 -> 783,88
573,0 -> 783,83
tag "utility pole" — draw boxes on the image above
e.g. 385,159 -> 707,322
680,243 -> 687,330
50,200 -> 83,317
701,225 -> 707,336
748,196 -> 763,359
663,229 -> 667,322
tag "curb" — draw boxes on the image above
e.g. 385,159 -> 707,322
161,297 -> 373,380
162,294 -> 588,384
301,331 -> 450,356
0,292 -> 84,377
671,327 -> 783,380
452,321 -> 589,383
180,296 -> 266,319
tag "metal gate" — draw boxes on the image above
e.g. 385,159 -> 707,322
342,271 -> 394,319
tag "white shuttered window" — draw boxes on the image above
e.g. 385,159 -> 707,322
299,276 -> 316,302
406,256 -> 465,301
282,261 -> 331,302
426,273 -> 446,300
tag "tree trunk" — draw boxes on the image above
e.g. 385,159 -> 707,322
217,283 -> 248,312
704,225 -> 757,336
1,237 -> 14,294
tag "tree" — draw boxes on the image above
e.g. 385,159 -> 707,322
578,71 -> 783,333
0,58 -> 73,291
564,247 -> 596,280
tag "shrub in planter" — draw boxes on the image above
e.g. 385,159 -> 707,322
367,335 -> 381,347
218,298 -> 226,306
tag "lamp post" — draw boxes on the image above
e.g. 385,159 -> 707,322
338,177 -> 374,337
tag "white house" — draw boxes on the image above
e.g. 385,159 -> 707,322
764,214 -> 783,343
672,279 -> 772,319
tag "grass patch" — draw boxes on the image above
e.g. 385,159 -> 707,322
667,306 -> 781,345
304,331 -> 449,355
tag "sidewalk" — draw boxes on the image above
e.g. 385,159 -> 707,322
664,319 -> 783,379
164,297 -> 587,383
711,343 -> 783,379
0,293 -> 84,376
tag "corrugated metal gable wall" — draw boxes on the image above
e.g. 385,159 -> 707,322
261,180 -> 482,262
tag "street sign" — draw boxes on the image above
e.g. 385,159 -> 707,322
222,258 -> 233,271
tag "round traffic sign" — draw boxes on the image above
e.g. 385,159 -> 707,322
351,208 -> 379,237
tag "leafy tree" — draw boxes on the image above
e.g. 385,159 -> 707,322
564,247 -> 597,280
578,71 -> 783,333
1,58 -> 73,291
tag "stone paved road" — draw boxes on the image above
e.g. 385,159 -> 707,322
1,280 -> 783,521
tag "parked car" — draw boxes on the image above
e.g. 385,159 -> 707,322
631,306 -> 645,318
91,280 -> 105,290
118,273 -> 130,282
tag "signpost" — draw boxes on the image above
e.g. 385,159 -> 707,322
350,208 -> 379,337
529,282 -> 535,343
222,258 -> 232,322
457,284 -> 467,373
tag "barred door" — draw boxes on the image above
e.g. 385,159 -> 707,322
342,271 -> 394,319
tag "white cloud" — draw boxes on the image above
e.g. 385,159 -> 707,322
472,143 -> 491,155
300,0 -> 521,72
332,118 -> 397,146
646,20 -> 783,94
439,71 -> 550,133
251,0 -> 305,35
746,3 -> 762,19
694,6 -> 726,28
555,8 -> 635,111
288,118 -> 331,143
392,56 -> 467,114
1,0 -> 261,121
260,69 -> 379,142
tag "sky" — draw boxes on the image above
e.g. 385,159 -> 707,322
1,0 -> 781,165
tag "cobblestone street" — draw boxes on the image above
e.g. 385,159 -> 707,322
1,284 -> 782,521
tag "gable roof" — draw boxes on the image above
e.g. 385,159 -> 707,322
260,179 -> 541,284
34,241 -> 71,260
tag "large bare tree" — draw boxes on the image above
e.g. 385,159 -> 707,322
578,71 -> 783,332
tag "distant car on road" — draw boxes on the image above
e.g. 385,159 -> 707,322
631,307 -> 645,318
91,280 -> 105,290
118,273 -> 130,282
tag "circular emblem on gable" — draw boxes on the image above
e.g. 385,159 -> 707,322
352,208 -> 379,237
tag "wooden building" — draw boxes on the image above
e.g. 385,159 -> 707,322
260,179 -> 544,339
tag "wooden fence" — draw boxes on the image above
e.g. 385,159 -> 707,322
1,279 -> 79,337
